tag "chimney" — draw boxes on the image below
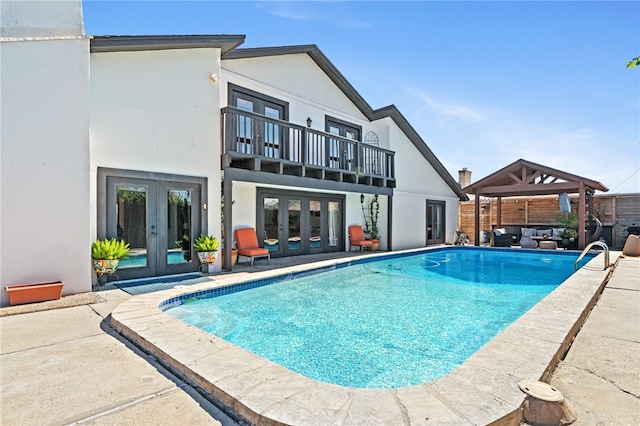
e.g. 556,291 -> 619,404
458,168 -> 472,188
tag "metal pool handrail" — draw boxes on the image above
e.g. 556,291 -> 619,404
574,241 -> 610,272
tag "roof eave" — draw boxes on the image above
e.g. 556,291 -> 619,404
90,35 -> 246,55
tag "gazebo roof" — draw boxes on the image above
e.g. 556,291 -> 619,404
463,159 -> 608,197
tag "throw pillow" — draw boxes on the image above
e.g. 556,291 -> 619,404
521,228 -> 534,238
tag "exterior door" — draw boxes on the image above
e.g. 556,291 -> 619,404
231,85 -> 287,158
426,200 -> 445,245
257,190 -> 344,258
105,177 -> 202,279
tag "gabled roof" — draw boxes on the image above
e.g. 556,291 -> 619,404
225,44 -> 468,201
88,37 -> 466,200
463,159 -> 608,197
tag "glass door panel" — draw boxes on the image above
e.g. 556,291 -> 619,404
235,97 -> 254,154
309,200 -> 322,251
263,105 -> 281,159
263,197 -> 280,254
328,201 -> 340,248
115,185 -> 149,270
426,200 -> 445,245
285,199 -> 302,255
167,189 -> 193,265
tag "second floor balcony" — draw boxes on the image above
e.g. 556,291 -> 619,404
221,107 -> 395,189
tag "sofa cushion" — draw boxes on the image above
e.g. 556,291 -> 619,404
552,228 -> 565,238
521,228 -> 535,238
494,228 -> 507,236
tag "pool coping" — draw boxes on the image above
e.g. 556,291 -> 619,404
110,247 -> 617,425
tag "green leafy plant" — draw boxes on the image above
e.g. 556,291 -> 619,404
175,234 -> 190,250
193,234 -> 220,252
557,211 -> 579,240
368,195 -> 380,240
361,194 -> 380,240
559,228 -> 578,240
91,238 -> 130,260
454,230 -> 469,246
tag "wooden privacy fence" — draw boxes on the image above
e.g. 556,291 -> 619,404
459,193 -> 640,249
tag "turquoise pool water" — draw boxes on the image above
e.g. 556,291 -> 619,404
166,248 -> 593,389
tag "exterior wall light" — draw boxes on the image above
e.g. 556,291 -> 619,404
209,73 -> 219,83
306,117 -> 312,127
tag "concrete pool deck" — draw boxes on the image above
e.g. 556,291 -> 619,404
1,249 -> 638,425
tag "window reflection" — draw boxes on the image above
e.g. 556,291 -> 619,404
264,198 -> 279,251
115,186 -> 147,269
168,190 -> 192,264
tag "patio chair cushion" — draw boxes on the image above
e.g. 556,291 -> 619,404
521,228 -> 535,238
238,247 -> 269,256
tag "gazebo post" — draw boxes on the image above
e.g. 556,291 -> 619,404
496,196 -> 502,228
474,192 -> 480,246
578,183 -> 586,250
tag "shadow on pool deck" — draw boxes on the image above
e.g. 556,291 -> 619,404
1,250 -> 638,425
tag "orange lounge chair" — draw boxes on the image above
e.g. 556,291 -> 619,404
348,225 -> 373,251
234,227 -> 271,266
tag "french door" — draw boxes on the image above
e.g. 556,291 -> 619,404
104,176 -> 202,279
426,200 -> 445,245
230,84 -> 287,158
257,189 -> 344,258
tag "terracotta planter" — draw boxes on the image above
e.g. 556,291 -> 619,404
5,281 -> 65,306
370,239 -> 380,251
222,249 -> 239,267
93,259 -> 120,275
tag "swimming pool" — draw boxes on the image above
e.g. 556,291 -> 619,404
165,248 -> 593,388
111,246 -> 612,425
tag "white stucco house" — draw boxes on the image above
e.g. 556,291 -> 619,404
1,0 -> 467,305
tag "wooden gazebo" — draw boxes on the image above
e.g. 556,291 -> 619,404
462,159 -> 608,249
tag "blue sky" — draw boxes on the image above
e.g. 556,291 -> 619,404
83,1 -> 639,194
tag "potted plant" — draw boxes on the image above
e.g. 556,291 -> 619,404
193,234 -> 220,272
557,211 -> 579,247
91,238 -> 130,276
175,234 -> 191,262
559,228 -> 578,246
